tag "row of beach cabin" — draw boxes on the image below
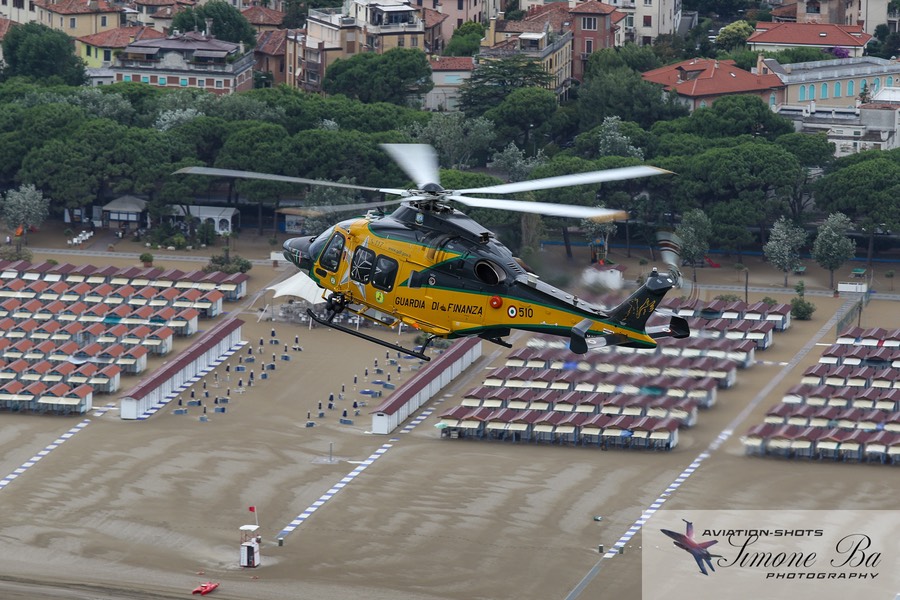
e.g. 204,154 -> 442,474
0,262 -> 243,415
743,327 -> 900,465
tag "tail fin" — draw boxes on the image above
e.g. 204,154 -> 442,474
608,268 -> 675,333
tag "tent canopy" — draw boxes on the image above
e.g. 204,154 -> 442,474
102,196 -> 147,213
266,271 -> 326,305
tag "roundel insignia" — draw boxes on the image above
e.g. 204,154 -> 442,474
428,275 -> 436,286
507,306 -> 517,318
375,291 -> 384,304
330,276 -> 336,285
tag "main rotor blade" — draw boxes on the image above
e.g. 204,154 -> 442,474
456,165 -> 671,195
447,195 -> 628,220
174,166 -> 407,195
380,144 -> 440,189
277,197 -> 416,217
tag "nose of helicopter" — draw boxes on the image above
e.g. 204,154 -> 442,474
283,237 -> 314,270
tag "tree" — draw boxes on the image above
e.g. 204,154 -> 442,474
764,216 -> 807,287
171,0 -> 256,47
2,184 -> 49,246
458,55 -> 552,117
444,22 -> 485,56
714,20 -> 754,50
580,116 -> 644,160
812,212 -> 856,289
1,23 -> 86,85
405,112 -> 496,169
322,49 -> 433,106
580,209 -> 617,263
675,209 -> 712,283
489,143 -> 546,183
577,67 -> 687,131
775,132 -> 834,221
484,86 -> 556,150
816,155 -> 900,266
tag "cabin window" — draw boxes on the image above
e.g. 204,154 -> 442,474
320,232 -> 345,272
350,247 -> 375,284
372,256 -> 399,292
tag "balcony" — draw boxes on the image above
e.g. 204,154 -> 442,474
308,8 -> 356,27
118,52 -> 255,74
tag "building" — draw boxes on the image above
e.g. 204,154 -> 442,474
128,0 -> 194,29
747,22 -> 872,58
642,58 -> 785,112
569,1 -> 623,82
112,30 -> 255,94
2,0 -> 38,25
771,0 -> 891,36
762,55 -> 900,109
34,0 -> 124,37
423,55 -> 473,110
421,6 -> 448,54
254,28 -> 287,86
481,3 -> 574,99
601,0 -> 681,46
299,0 -> 424,92
76,25 -> 164,68
0,17 -> 14,64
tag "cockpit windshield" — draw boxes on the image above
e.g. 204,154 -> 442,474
308,226 -> 335,264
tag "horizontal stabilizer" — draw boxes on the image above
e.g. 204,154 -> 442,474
647,315 -> 690,340
570,319 -> 592,355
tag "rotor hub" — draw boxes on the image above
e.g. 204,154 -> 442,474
422,182 -> 445,193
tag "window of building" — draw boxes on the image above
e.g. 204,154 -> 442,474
699,100 -> 707,108
158,76 -> 167,86
372,256 -> 399,292
100,15 -> 106,26
180,78 -> 188,86
1,0 -> 7,7
85,47 -> 91,57
874,77 -> 880,91
216,80 -> 223,88
860,79 -> 867,94
29,0 -> 34,9
806,0 -> 820,13
847,79 -> 854,96
642,15 -> 651,27
799,86 -> 806,101
769,92 -> 776,107
398,36 -> 405,47
582,17 -> 597,30
644,0 -> 652,5
123,75 -> 131,82
102,49 -> 110,62
585,39 -> 593,54
834,81 -> 841,97
889,76 -> 894,87
821,83 -> 828,99
142,76 -> 149,83
457,0 -> 462,9
198,79 -> 205,87
69,17 -> 76,28
809,84 -> 815,100
410,35 -> 418,47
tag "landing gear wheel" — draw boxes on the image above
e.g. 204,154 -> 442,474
325,293 -> 347,314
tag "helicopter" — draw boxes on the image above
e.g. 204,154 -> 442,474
178,144 -> 689,361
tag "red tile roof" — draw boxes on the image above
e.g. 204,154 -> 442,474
429,56 -> 474,71
642,58 -> 783,98
78,26 -> 165,48
0,17 -> 16,40
255,28 -> 286,55
242,5 -> 284,26
34,0 -> 123,15
423,7 -> 448,28
748,22 -> 872,49
771,3 -> 797,19
569,1 -> 617,15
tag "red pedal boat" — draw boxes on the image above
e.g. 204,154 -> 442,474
192,581 -> 220,595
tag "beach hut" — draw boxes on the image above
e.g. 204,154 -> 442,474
601,415 -> 634,449
766,303 -> 792,331
766,425 -> 802,458
0,379 -> 31,412
90,364 -> 121,393
649,417 -> 680,450
863,430 -> 896,464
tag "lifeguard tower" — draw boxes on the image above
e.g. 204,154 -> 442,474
239,524 -> 260,568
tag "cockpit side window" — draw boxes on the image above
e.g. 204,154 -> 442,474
320,232 -> 345,272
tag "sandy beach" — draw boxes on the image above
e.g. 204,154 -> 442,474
0,225 -> 898,600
